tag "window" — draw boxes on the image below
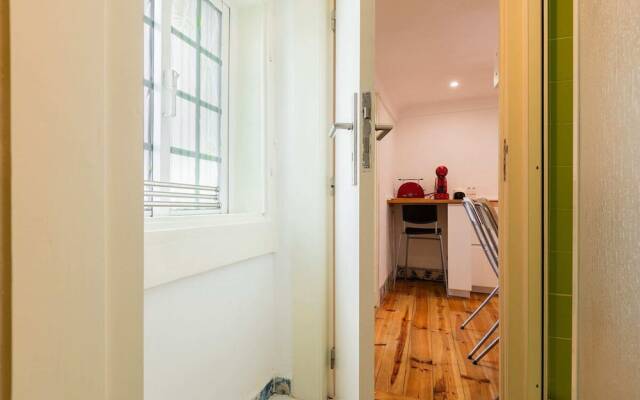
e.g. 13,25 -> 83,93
144,0 -> 229,216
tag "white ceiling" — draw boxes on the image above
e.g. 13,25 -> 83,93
375,0 -> 499,115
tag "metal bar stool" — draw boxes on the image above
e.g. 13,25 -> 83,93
461,197 -> 500,364
460,199 -> 499,329
393,205 -> 447,291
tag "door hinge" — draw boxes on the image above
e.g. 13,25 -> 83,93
503,139 -> 509,181
330,347 -> 336,369
330,9 -> 336,32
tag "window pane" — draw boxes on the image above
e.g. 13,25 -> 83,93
200,107 -> 220,157
144,23 -> 151,81
201,56 -> 221,107
144,87 -> 151,144
199,159 -> 219,187
144,0 -> 153,18
171,0 -> 197,40
171,97 -> 197,151
171,35 -> 197,96
201,1 -> 222,56
170,154 -> 196,184
144,0 -> 162,84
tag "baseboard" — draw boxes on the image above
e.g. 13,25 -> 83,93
379,273 -> 394,305
472,285 -> 496,294
447,288 -> 471,298
379,267 -> 447,304
396,266 -> 445,282
253,377 -> 291,400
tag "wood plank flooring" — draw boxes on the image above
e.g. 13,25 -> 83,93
375,281 -> 499,400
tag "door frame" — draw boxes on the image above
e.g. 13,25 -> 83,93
499,0 -> 544,399
331,0 -> 546,398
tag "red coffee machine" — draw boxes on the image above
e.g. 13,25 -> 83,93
434,165 -> 449,200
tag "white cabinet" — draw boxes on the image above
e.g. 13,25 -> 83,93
447,205 -> 473,296
471,245 -> 498,291
446,204 -> 498,297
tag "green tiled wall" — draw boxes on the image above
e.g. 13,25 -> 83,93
548,0 -> 573,399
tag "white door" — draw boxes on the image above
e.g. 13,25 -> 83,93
333,0 -> 376,398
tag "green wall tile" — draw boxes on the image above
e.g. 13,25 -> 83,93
549,209 -> 573,252
548,0 -> 573,396
549,294 -> 572,339
549,0 -> 573,39
548,338 -> 572,400
549,166 -> 573,209
549,124 -> 573,166
549,81 -> 573,124
549,37 -> 573,81
549,251 -> 572,295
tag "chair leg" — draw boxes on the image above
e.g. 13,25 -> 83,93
472,336 -> 500,365
460,286 -> 499,330
438,235 -> 447,293
404,234 -> 410,281
392,234 -> 404,290
467,320 -> 499,360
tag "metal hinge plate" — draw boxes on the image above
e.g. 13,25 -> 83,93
361,92 -> 373,169
503,139 -> 509,181
330,9 -> 336,32
330,347 -> 336,369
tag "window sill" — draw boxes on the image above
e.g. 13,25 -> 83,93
144,213 -> 276,289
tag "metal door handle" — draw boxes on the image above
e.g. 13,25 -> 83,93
329,122 -> 354,138
375,124 -> 394,141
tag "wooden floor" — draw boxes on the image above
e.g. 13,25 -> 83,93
375,281 -> 499,400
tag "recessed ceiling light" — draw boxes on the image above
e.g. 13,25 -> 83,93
449,81 -> 460,88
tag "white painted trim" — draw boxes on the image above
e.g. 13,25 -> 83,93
144,216 -> 275,288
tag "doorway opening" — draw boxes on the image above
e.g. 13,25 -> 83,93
374,1 -> 500,398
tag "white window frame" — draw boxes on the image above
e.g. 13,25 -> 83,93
143,0 -> 276,288
144,0 -> 230,217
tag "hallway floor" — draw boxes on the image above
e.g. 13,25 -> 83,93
375,281 -> 499,400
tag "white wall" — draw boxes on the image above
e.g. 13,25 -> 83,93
394,99 -> 499,199
144,2 -> 286,399
274,0 -> 330,398
376,94 -> 398,291
377,98 -> 499,289
145,1 -> 331,399
229,1 -> 267,214
145,255 -> 279,400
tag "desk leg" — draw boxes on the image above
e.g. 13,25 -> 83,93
391,205 -> 398,289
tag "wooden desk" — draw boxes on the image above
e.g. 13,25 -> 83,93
387,198 -> 462,205
387,198 -> 498,297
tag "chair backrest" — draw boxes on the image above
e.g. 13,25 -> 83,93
477,198 -> 498,233
475,199 -> 498,258
462,198 -> 499,276
402,205 -> 438,225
